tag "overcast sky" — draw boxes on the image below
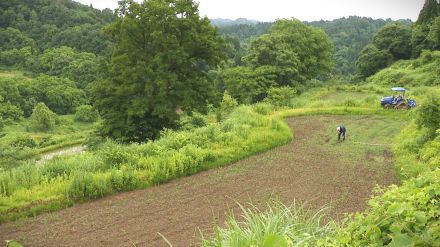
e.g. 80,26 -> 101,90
75,0 -> 426,22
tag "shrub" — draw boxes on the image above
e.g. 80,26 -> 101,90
178,112 -> 208,130
218,92 -> 238,121
109,166 -> 138,192
252,103 -> 274,115
68,171 -> 111,201
416,94 -> 440,136
0,96 -> 23,122
264,86 -> 297,107
29,102 -> 57,131
8,135 -> 37,149
332,169 -> 440,247
74,105 -> 99,122
343,99 -> 360,107
220,92 -> 238,115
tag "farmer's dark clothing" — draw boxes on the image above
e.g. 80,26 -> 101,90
338,125 -> 346,141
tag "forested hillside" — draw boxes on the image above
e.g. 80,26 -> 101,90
217,16 -> 396,75
308,17 -> 399,75
0,0 -> 114,55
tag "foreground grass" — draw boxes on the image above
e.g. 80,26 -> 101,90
202,201 -> 332,247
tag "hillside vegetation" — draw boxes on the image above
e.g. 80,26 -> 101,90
0,0 -> 439,246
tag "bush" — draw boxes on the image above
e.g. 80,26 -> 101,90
264,86 -> 297,107
68,171 -> 111,201
218,92 -> 238,121
331,169 -> 440,247
8,135 -> 37,149
74,105 -> 99,122
29,102 -> 57,131
252,103 -> 274,115
178,112 -> 208,130
109,166 -> 138,192
0,96 -> 23,122
416,94 -> 440,136
343,99 -> 360,107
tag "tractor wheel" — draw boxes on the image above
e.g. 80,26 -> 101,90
383,104 -> 392,109
395,102 -> 408,110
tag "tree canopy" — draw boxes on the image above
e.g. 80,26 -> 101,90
92,0 -> 226,142
356,44 -> 393,78
416,0 -> 440,25
0,0 -> 114,55
373,23 -> 412,60
356,22 -> 413,78
244,19 -> 333,85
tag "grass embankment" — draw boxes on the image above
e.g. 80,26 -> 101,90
0,106 -> 292,222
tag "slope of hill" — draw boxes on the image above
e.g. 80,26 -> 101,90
0,0 -> 114,55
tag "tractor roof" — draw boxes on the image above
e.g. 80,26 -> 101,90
391,87 -> 406,92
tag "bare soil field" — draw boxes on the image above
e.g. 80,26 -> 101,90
0,116 -> 401,247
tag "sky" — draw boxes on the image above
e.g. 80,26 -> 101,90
75,0 -> 426,22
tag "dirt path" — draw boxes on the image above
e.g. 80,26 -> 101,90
0,116 -> 399,247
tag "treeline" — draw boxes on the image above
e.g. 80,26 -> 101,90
308,17 -> 397,75
218,16 -> 395,75
356,0 -> 440,78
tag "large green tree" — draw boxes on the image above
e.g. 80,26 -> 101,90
428,16 -> 440,49
412,0 -> 440,57
373,23 -> 412,60
356,44 -> 393,78
356,22 -> 412,78
416,0 -> 440,25
222,66 -> 278,104
244,19 -> 333,85
92,0 -> 225,142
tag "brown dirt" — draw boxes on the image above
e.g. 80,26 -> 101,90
0,116 -> 399,247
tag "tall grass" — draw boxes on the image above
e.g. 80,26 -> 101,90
0,106 -> 293,222
367,50 -> 440,87
201,201 -> 333,247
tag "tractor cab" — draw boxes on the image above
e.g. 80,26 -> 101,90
380,87 -> 416,109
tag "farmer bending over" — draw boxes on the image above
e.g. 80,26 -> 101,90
337,125 -> 346,141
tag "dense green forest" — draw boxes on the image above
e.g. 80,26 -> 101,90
217,17 -> 397,75
0,0 -> 440,246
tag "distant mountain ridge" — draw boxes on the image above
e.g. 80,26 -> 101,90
210,18 -> 259,27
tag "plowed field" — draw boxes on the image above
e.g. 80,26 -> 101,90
0,115 -> 402,247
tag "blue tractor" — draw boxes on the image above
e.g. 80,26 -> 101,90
380,87 -> 416,109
